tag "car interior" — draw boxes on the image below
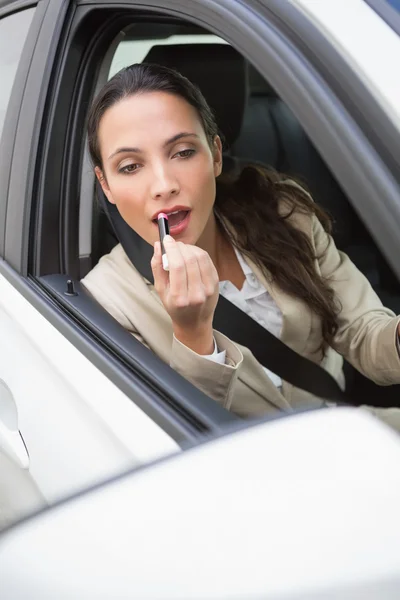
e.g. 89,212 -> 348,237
73,20 -> 400,406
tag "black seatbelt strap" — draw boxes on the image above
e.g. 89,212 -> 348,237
103,193 -> 353,404
214,295 -> 350,403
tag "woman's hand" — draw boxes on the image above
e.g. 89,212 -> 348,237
151,235 -> 219,355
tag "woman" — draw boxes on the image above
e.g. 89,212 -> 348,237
82,63 -> 400,428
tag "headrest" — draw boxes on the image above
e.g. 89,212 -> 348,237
143,44 -> 247,147
248,64 -> 277,97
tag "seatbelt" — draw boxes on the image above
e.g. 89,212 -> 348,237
102,193 -> 354,404
213,296 -> 351,403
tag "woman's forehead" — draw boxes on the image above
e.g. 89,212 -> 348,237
98,91 -> 205,151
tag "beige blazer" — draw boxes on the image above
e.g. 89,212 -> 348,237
82,207 -> 400,430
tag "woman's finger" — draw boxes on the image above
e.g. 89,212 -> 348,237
151,241 -> 169,291
177,242 -> 204,304
163,236 -> 188,301
192,246 -> 219,296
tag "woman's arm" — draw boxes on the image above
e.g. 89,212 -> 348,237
151,236 -> 243,408
82,248 -> 243,410
313,215 -> 400,384
170,331 -> 242,409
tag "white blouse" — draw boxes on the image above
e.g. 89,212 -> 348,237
205,247 -> 283,388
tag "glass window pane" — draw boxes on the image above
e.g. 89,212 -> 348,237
0,8 -> 35,140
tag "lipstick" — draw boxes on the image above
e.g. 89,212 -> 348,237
157,213 -> 170,271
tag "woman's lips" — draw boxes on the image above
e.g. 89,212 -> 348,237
153,210 -> 191,236
169,210 -> 191,235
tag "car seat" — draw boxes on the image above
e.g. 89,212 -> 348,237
234,66 -> 384,286
144,43 -> 248,174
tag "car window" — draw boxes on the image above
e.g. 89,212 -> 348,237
109,33 -> 228,78
386,0 -> 400,11
0,8 -> 34,141
83,16 -> 400,412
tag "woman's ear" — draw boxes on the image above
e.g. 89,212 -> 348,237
95,166 -> 116,205
213,135 -> 223,177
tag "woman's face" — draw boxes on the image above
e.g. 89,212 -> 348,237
96,91 -> 223,246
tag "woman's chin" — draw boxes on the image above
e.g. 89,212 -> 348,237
171,234 -> 195,245
169,225 -> 197,246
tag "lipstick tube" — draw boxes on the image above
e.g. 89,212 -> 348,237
157,213 -> 170,271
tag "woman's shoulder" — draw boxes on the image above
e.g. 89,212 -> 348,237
276,178 -> 315,233
82,243 -> 137,287
81,244 -> 147,324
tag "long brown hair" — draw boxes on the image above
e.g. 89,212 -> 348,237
87,63 -> 340,352
215,165 -> 340,352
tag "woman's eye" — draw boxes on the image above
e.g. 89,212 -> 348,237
119,163 -> 140,174
174,149 -> 195,159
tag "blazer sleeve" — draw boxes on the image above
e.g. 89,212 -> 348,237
171,331 -> 243,409
312,215 -> 400,384
81,275 -> 243,409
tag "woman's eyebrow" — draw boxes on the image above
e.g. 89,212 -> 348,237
108,146 -> 140,160
108,132 -> 199,160
163,132 -> 199,147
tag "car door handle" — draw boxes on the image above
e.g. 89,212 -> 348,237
0,380 -> 29,469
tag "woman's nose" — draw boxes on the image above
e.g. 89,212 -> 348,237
151,165 -> 180,200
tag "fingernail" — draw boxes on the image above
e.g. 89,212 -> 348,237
163,235 -> 174,243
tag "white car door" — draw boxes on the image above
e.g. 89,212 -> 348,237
1,409 -> 400,599
0,271 -> 179,504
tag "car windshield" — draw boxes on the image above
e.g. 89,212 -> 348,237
386,0 -> 400,11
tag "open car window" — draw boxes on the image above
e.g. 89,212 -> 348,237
110,32 -> 228,78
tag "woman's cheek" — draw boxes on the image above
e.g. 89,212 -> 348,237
114,180 -> 141,211
115,188 -> 153,242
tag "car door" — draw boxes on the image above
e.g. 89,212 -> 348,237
1,407 -> 400,599
2,0 -> 400,521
